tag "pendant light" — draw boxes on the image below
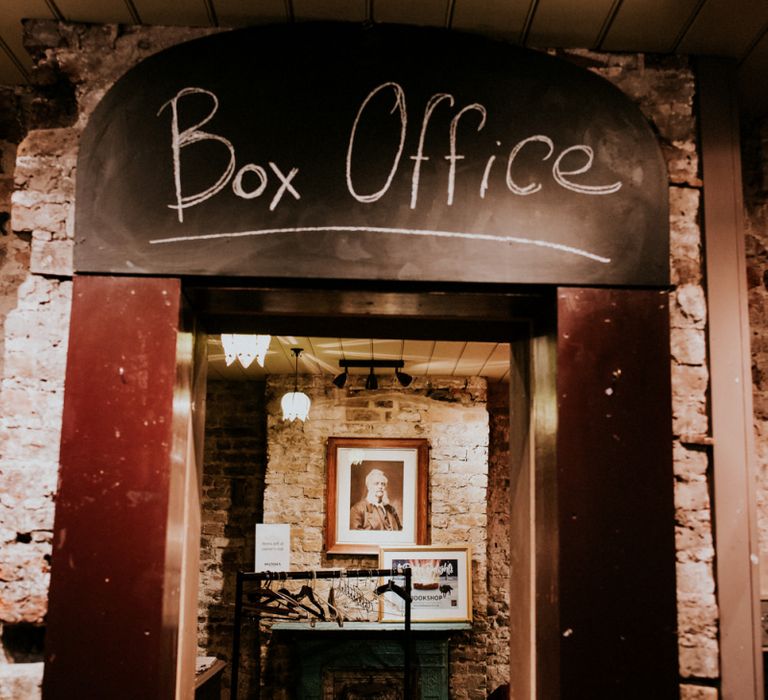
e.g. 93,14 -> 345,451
281,347 -> 311,422
221,334 -> 271,368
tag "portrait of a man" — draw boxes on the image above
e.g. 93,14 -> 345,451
349,465 -> 403,531
326,437 -> 428,554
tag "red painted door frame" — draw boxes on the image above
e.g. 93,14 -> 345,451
43,280 -> 678,698
553,287 -> 678,698
44,276 -> 187,698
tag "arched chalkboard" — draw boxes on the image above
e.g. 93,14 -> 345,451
75,23 -> 668,286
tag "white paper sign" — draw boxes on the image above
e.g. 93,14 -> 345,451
254,524 -> 290,571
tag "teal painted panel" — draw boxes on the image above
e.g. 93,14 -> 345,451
293,636 -> 449,699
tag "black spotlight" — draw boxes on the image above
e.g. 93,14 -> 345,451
365,367 -> 378,390
332,369 -> 348,388
395,368 -> 413,387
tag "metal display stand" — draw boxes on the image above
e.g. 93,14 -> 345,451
231,567 -> 413,699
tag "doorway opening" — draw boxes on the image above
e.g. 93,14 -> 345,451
48,278 -> 677,698
187,283 -> 553,698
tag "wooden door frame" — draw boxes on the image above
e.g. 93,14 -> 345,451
44,276 -> 199,698
553,288 -> 678,697
45,280 -> 679,698
696,56 -> 764,700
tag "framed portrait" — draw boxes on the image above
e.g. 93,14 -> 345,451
378,545 -> 473,623
325,437 -> 429,555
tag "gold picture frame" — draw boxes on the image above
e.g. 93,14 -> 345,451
378,545 -> 472,623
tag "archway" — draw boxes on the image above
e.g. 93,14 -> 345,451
44,24 -> 675,698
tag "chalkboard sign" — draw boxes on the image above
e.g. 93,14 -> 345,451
75,23 -> 669,286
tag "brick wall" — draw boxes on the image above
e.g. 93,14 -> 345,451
743,117 -> 768,599
196,375 -> 510,698
569,51 -> 719,691
0,85 -> 65,697
486,382 -> 510,692
260,374 -> 493,699
198,379 -> 266,696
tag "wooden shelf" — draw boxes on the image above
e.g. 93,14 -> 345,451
272,621 -> 471,632
194,658 -> 226,699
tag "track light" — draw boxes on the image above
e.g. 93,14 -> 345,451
334,359 -> 410,390
395,368 -> 413,387
365,367 -> 378,390
332,369 -> 348,388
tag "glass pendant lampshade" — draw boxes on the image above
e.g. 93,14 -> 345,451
281,347 -> 311,422
281,390 -> 311,422
221,334 -> 271,368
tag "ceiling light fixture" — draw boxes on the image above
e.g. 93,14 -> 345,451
395,367 -> 413,387
335,359 -> 411,390
281,347 -> 311,422
332,368 -> 348,388
220,333 -> 271,368
365,366 -> 379,390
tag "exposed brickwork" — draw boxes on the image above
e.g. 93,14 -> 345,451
486,382 -> 510,694
0,275 -> 69,695
12,128 -> 77,275
568,50 -> 717,682
680,685 -> 719,700
1,46 -> 74,646
260,374 -> 491,698
0,138 -> 29,385
0,275 -> 69,626
10,22 -> 220,282
198,379 -> 266,698
196,377 -> 510,698
0,662 -> 42,698
743,117 -> 768,597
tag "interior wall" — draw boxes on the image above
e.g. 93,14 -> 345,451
575,50 -> 719,691
742,116 -> 768,597
197,372 -> 512,698
0,86 -> 46,697
487,382 -> 511,691
266,373 -> 492,698
198,379 -> 266,695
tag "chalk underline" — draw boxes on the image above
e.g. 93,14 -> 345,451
148,225 -> 611,264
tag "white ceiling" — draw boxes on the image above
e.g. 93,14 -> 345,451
207,334 -> 511,383
1,0 -> 767,115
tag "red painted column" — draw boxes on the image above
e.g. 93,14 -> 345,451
44,276 -> 183,699
556,287 -> 678,698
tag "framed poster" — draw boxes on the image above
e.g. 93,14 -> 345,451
378,545 -> 473,623
325,437 -> 429,555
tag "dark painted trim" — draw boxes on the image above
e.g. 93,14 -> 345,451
533,321 -> 559,699
556,287 -> 678,698
508,329 -> 534,699
697,56 -> 764,700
